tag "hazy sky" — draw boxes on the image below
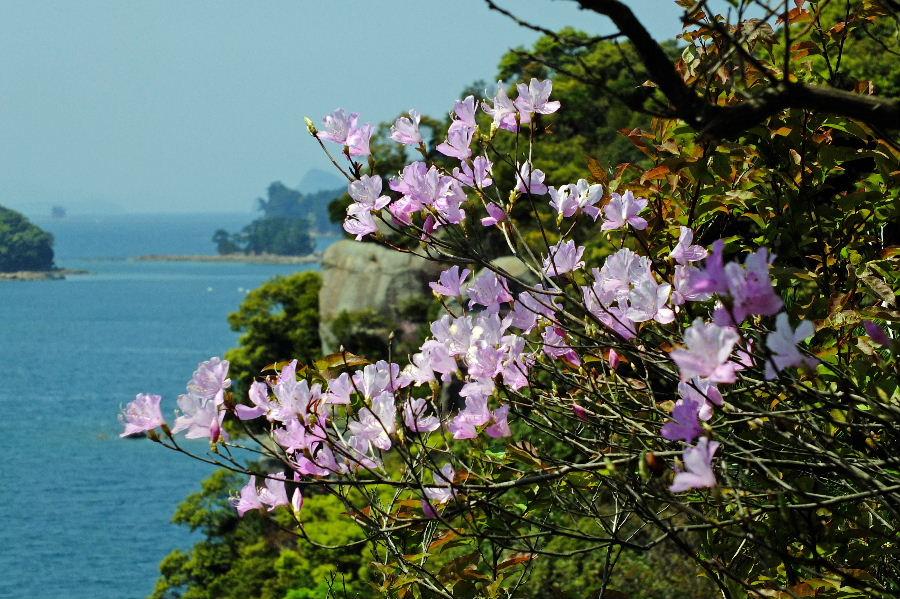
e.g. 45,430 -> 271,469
1,1 -> 682,214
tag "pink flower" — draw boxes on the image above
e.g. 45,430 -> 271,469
601,190 -> 648,231
436,122 -> 474,160
390,109 -> 422,146
347,392 -> 396,451
448,394 -> 491,439
172,391 -> 226,440
453,95 -> 477,128
670,318 -> 742,383
430,265 -> 472,297
482,81 -> 518,131
323,373 -> 353,405
510,286 -> 559,333
120,393 -> 165,437
713,248 -> 783,325
352,360 -> 409,400
764,313 -> 817,379
679,379 -> 723,421
343,206 -> 378,240
542,326 -> 581,368
317,108 -> 358,144
346,123 -> 374,157
670,437 -> 719,493
485,404 -> 511,438
453,155 -> 493,188
542,240 -> 585,276
691,240 -> 728,294
548,185 -> 577,219
672,265 -> 712,305
625,276 -> 675,324
467,271 -> 513,308
403,397 -> 440,433
481,202 -> 507,227
661,397 -> 703,443
514,78 -> 561,124
234,476 -> 264,516
187,357 -> 231,403
669,227 -> 708,264
863,320 -> 892,347
515,162 -> 548,195
274,418 -> 308,453
423,464 -> 456,505
348,175 -> 390,212
235,381 -> 271,420
258,474 -> 290,511
571,179 -> 603,220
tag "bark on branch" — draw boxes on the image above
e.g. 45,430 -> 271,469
574,0 -> 900,138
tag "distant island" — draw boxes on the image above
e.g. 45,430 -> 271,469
212,181 -> 343,257
0,205 -> 87,280
134,253 -> 321,265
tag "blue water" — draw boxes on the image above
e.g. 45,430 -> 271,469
0,214 -> 334,599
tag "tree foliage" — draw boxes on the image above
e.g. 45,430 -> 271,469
0,205 -> 55,272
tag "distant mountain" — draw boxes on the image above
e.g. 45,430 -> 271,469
296,168 -> 344,195
0,204 -> 55,271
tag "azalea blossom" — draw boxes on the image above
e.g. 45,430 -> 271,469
670,227 -> 708,264
448,394 -> 491,439
453,155 -> 493,188
600,191 -> 648,231
571,179 -> 603,220
120,393 -> 165,437
403,397 -> 440,433
436,122 -> 474,160
390,109 -> 422,146
542,240 -> 585,276
661,397 -> 703,443
548,185 -> 577,219
171,391 -> 225,440
317,108 -> 358,144
765,313 -> 817,379
514,78 -> 561,123
713,248 -> 783,325
423,463 -> 456,505
187,357 -> 231,403
672,265 -> 712,306
515,161 -> 548,195
482,81 -> 518,131
670,437 -> 719,493
429,265 -> 472,297
348,175 -> 390,212
258,474 -> 290,511
625,276 -> 675,324
235,381 -> 271,420
346,122 -> 374,156
343,206 -> 378,240
234,476 -> 264,516
481,202 -> 507,227
679,378 -> 723,421
670,318 -> 742,383
453,95 -> 477,128
542,326 -> 581,368
467,271 -> 513,308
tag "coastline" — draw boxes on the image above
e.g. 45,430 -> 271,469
133,253 -> 321,265
0,268 -> 90,281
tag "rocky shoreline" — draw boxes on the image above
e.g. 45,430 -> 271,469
0,268 -> 90,281
133,253 -> 321,265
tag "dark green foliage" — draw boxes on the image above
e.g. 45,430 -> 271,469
151,470 -> 371,599
0,205 -> 55,272
225,271 -> 322,392
214,181 -> 344,256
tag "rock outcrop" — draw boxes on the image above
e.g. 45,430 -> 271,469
318,240 -> 442,353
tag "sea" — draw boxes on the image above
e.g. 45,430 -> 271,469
0,213 -> 335,599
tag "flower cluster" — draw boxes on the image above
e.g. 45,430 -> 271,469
123,79 -> 829,522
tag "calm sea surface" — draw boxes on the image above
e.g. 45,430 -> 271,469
0,213 -> 333,599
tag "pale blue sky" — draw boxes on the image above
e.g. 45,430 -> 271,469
1,1 -> 682,214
